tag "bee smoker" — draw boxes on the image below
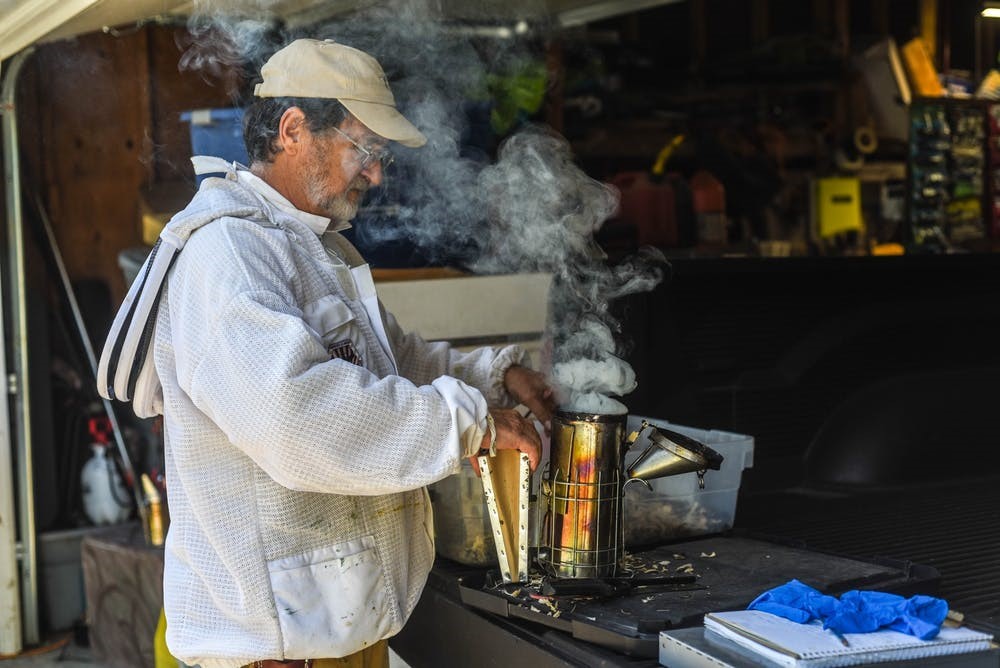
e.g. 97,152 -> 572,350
537,409 -> 724,579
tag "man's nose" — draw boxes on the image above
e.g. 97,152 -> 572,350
360,160 -> 383,186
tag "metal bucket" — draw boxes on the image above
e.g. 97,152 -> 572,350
538,410 -> 626,578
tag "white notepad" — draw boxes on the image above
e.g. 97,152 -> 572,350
704,609 -> 994,668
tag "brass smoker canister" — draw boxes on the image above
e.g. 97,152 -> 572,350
537,409 -> 726,579
538,410 -> 626,578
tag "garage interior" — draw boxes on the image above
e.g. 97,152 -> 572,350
2,1 -> 1000,666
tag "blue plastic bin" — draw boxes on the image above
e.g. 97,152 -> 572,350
180,107 -> 248,183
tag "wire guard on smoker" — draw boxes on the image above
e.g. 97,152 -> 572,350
538,411 -> 628,579
539,465 -> 623,578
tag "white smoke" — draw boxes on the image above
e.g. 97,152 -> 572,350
179,3 -> 283,81
181,0 -> 663,415
475,128 -> 663,414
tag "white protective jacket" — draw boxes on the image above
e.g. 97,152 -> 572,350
112,161 -> 524,666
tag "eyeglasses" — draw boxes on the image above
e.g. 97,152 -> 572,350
329,125 -> 394,171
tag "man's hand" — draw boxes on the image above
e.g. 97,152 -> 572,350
503,365 -> 557,432
470,407 -> 542,476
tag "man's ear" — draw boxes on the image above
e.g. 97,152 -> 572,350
277,107 -> 308,155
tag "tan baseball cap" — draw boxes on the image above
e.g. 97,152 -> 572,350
254,38 -> 427,148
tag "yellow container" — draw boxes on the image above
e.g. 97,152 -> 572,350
141,211 -> 168,246
139,182 -> 195,245
814,178 -> 863,239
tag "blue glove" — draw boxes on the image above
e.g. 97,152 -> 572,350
748,579 -> 838,624
825,590 -> 948,640
748,581 -> 949,640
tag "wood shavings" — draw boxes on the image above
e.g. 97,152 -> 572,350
623,552 -> 665,575
675,563 -> 695,574
622,552 -> 685,576
641,596 -> 655,603
700,551 -> 716,558
624,488 -> 725,545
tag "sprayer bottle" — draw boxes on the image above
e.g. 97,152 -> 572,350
81,416 -> 131,525
691,170 -> 727,246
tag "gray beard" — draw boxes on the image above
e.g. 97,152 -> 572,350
318,191 -> 360,223
302,156 -> 366,222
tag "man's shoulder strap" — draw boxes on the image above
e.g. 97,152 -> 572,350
95,180 -> 272,416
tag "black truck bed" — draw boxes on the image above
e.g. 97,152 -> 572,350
735,475 -> 1000,634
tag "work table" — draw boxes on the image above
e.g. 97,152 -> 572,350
390,534 -> 942,667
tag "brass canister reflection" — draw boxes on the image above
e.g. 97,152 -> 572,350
542,410 -> 625,578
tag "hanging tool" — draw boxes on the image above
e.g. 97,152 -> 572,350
32,194 -> 149,540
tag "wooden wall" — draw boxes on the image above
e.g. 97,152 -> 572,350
15,24 -> 240,304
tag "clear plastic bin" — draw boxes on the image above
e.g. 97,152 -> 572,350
623,415 -> 754,548
428,460 -> 496,566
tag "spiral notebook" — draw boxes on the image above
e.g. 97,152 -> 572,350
704,610 -> 994,668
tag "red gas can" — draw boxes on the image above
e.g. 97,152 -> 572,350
609,171 -> 679,248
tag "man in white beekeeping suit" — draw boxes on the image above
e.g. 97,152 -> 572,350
97,38 -> 553,668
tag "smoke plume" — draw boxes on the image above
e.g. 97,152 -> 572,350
475,128 -> 663,413
183,0 -> 663,414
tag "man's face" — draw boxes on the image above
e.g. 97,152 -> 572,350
300,115 -> 387,222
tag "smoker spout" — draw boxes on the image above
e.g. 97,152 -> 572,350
626,425 -> 724,482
